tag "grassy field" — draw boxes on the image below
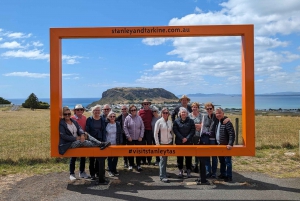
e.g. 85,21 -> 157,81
0,107 -> 299,178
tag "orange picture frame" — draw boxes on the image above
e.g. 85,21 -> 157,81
50,25 -> 255,157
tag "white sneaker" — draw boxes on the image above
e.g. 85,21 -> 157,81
187,169 -> 191,178
79,171 -> 90,179
128,166 -> 133,171
70,174 -> 76,181
108,171 -> 115,177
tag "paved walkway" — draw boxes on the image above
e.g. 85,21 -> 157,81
2,167 -> 300,200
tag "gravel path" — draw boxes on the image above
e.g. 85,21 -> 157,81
1,167 -> 300,201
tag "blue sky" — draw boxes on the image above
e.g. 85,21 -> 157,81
1,0 -> 300,98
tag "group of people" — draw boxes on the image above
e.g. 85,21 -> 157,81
59,95 -> 235,185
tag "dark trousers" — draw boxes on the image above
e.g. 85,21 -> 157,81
89,157 -> 98,177
177,156 -> 192,170
127,140 -> 145,166
107,157 -> 118,172
199,157 -> 208,182
122,134 -> 128,164
143,129 -> 153,163
97,157 -> 106,183
69,157 -> 86,174
176,142 -> 192,170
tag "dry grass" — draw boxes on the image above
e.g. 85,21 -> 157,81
0,108 -> 299,178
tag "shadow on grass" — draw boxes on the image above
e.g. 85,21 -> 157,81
0,157 -> 69,166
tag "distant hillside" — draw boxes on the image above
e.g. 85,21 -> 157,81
180,91 -> 300,97
87,87 -> 178,107
257,92 -> 300,96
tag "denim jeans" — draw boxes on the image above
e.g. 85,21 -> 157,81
69,157 -> 86,174
205,139 -> 218,176
218,156 -> 232,177
107,157 -> 118,172
159,156 -> 168,179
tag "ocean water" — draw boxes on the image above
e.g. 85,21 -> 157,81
7,95 -> 300,110
190,95 -> 300,110
7,98 -> 99,109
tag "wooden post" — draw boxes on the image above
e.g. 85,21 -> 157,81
235,118 -> 239,145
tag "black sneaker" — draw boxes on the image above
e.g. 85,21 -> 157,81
194,166 -> 199,173
96,180 -> 109,185
113,171 -> 119,176
137,166 -> 142,172
124,163 -> 128,168
100,142 -> 111,150
197,180 -> 210,185
90,176 -> 96,181
224,177 -> 232,182
154,161 -> 159,166
211,174 -> 216,179
218,174 -> 226,179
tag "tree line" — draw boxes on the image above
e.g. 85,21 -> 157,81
22,93 -> 50,110
0,97 -> 11,104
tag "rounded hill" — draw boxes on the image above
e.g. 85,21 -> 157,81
87,87 -> 178,107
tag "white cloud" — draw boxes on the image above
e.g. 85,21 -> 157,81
62,73 -> 76,77
194,6 -> 202,13
3,72 -> 49,78
137,1 -> 300,94
62,55 -> 83,65
2,72 -> 76,78
65,59 -> 78,65
142,38 -> 169,46
255,37 -> 288,49
0,41 -> 23,49
0,38 -> 2,41
1,49 -> 49,59
1,49 -> 84,64
32,41 -> 43,47
7,32 -> 32,39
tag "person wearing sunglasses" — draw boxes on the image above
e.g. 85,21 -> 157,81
105,111 -> 123,177
70,104 -> 88,179
203,102 -> 230,179
153,108 -> 173,183
124,105 -> 145,171
116,105 -> 129,168
58,106 -> 110,181
101,104 -> 111,121
138,99 -> 154,166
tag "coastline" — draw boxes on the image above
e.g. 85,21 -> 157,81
6,95 -> 300,111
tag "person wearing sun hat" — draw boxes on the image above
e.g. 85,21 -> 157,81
171,95 -> 192,122
70,104 -> 89,179
138,99 -> 154,165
